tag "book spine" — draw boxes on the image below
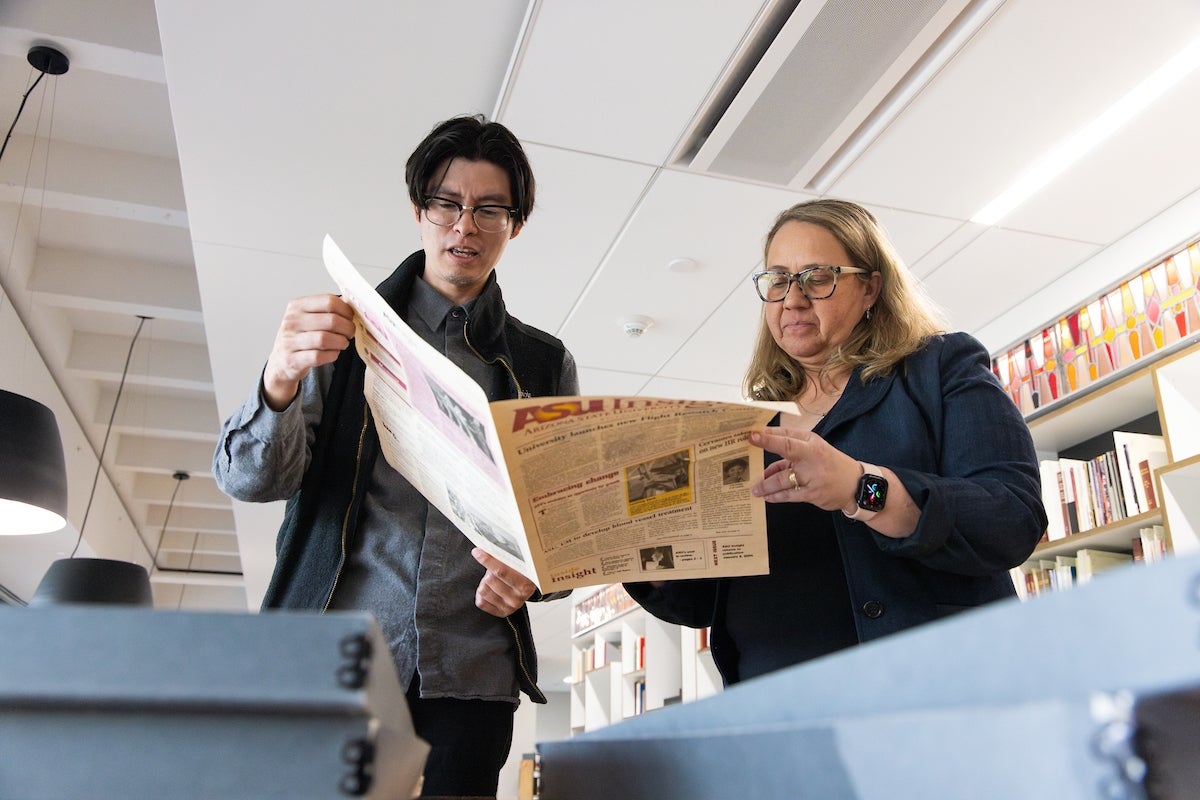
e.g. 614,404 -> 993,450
1140,460 -> 1158,510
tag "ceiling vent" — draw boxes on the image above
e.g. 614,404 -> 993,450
673,0 -> 1001,192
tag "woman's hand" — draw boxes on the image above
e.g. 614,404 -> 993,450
472,548 -> 537,618
262,294 -> 357,411
749,427 -> 860,511
748,427 -> 919,538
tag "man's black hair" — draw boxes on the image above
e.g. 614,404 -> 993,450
405,114 -> 536,227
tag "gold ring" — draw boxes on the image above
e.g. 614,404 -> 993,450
788,469 -> 800,491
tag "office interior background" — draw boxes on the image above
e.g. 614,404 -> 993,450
3,0 -> 1200,787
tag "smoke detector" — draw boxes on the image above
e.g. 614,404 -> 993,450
620,315 -> 655,338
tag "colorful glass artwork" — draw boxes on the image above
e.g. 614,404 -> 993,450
993,237 -> 1200,415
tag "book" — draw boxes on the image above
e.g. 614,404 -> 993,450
518,753 -> 538,800
1139,525 -> 1167,562
1059,458 -> 1092,532
1076,548 -> 1133,584
322,235 -> 782,592
1038,460 -> 1068,541
1112,430 -> 1167,514
1140,459 -> 1163,511
1053,555 -> 1077,590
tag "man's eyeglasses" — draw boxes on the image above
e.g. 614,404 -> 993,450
751,266 -> 871,302
423,196 -> 517,234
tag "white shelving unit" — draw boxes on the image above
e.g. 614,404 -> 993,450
568,586 -> 714,734
1021,338 -> 1200,573
1154,345 -> 1200,554
679,627 -> 721,704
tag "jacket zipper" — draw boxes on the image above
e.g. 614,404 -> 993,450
323,401 -> 372,612
465,315 -> 545,699
507,616 -> 547,704
463,316 -> 526,398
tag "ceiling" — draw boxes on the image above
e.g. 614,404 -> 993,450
4,0 -> 1200,691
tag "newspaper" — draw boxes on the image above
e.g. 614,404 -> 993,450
323,235 -> 784,591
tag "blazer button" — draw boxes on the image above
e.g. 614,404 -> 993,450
861,600 -> 885,619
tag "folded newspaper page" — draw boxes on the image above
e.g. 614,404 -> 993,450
323,235 -> 782,591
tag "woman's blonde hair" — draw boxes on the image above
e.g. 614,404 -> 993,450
744,198 -> 947,402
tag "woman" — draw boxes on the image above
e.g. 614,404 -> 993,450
625,199 -> 1046,686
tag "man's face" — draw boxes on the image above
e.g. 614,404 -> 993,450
413,157 -> 521,305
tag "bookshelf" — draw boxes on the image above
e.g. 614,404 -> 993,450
680,626 -> 722,704
567,584 -> 712,734
1015,338 -> 1200,595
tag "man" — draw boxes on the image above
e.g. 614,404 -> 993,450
213,115 -> 578,799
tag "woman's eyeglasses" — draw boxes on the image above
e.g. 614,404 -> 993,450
751,265 -> 871,302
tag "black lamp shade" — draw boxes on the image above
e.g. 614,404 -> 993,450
0,390 -> 68,535
30,558 -> 154,607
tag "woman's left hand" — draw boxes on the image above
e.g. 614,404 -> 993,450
748,427 -> 919,538
748,427 -> 860,511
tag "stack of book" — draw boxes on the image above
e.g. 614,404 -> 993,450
1039,430 -> 1166,542
1009,530 -> 1174,600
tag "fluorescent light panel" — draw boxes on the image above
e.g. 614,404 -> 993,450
972,33 -> 1200,226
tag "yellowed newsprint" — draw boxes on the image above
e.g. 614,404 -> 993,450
323,235 -> 776,591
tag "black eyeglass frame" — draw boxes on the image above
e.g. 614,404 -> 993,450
422,195 -> 518,233
751,265 -> 872,302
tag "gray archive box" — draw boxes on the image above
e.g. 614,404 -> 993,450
539,552 -> 1200,799
0,607 -> 428,799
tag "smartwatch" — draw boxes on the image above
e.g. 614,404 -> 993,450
843,463 -> 888,521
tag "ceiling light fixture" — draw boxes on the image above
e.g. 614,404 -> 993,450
0,45 -> 70,163
0,391 -> 67,535
972,32 -> 1200,226
0,45 -> 72,536
28,557 -> 153,607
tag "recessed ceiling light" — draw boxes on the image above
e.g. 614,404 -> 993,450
666,257 -> 698,273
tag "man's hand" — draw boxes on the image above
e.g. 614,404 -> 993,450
262,294 -> 357,411
472,548 -> 536,618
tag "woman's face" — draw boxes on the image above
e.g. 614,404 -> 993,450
763,220 -> 880,370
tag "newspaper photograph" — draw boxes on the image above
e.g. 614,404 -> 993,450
322,235 -> 783,591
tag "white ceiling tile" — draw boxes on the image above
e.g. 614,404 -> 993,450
502,0 -> 766,164
908,220 -> 987,278
831,0 -> 1200,222
864,204 -> 963,270
576,367 -> 654,397
640,376 -> 746,403
1001,71 -> 1200,243
496,145 -> 656,337
656,284 -> 761,390
559,169 -> 811,374
921,227 -> 1099,337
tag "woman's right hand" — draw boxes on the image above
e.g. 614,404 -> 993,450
262,294 -> 357,411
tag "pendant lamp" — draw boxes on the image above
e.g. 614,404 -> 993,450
28,557 -> 153,607
0,389 -> 68,535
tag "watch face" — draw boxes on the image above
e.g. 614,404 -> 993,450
857,474 -> 888,512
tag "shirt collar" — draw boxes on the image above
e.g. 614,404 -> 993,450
410,273 -> 477,329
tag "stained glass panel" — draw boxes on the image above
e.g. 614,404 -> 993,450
993,237 -> 1200,415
